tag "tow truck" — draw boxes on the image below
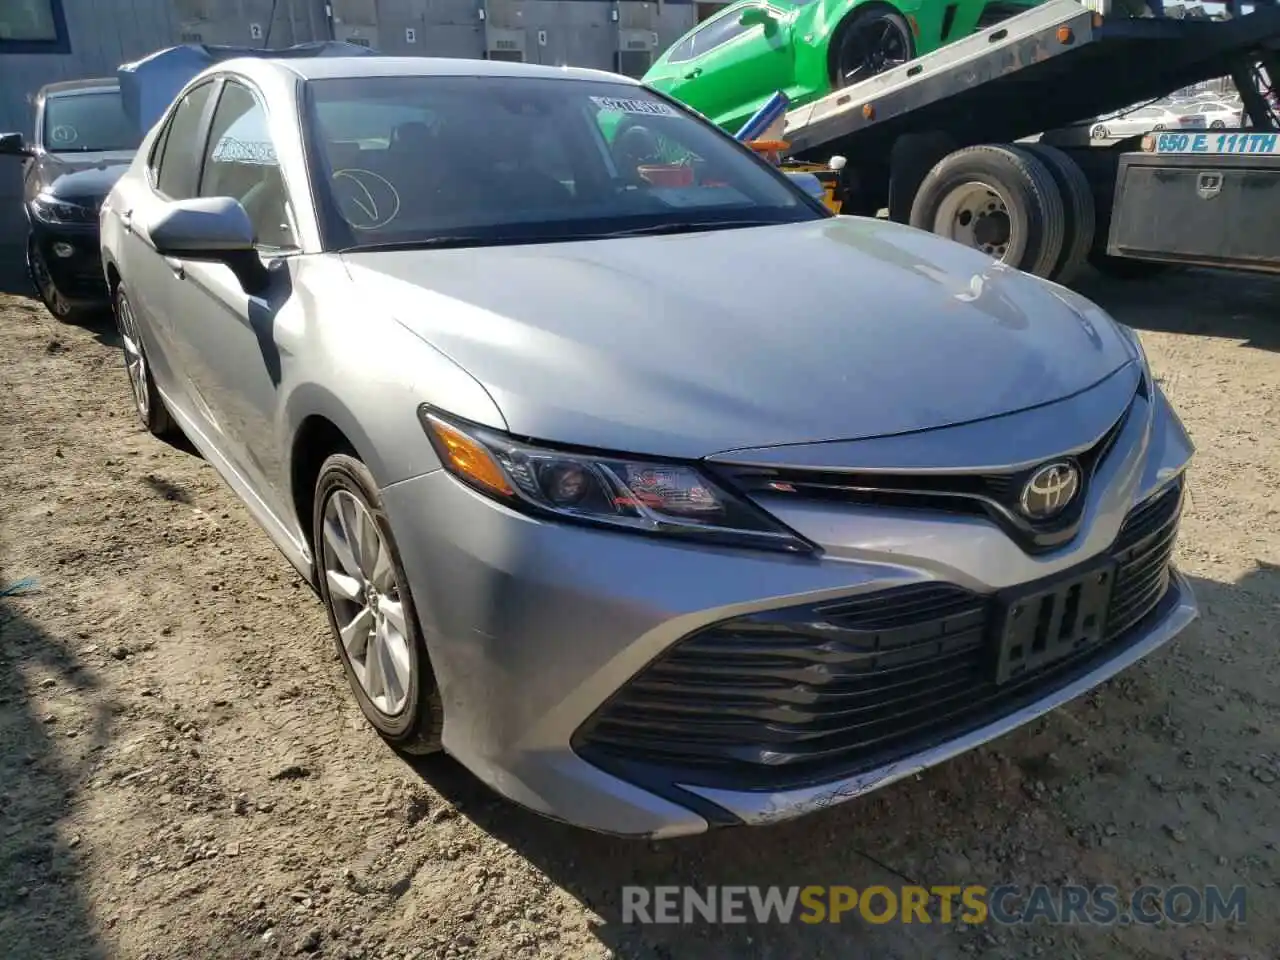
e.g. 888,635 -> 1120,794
760,0 -> 1280,282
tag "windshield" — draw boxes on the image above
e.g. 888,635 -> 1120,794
42,90 -> 139,153
303,75 -> 822,250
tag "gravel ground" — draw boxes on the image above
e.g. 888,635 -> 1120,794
1,266 -> 1278,960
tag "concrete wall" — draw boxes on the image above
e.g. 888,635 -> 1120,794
0,0 -> 697,253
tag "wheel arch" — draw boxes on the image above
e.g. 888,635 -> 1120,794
285,386 -> 388,562
104,256 -> 122,302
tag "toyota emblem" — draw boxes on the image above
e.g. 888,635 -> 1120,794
1019,461 -> 1080,520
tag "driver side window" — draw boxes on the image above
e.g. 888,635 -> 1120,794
198,80 -> 297,251
151,81 -> 216,200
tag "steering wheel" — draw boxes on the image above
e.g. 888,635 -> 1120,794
329,168 -> 401,231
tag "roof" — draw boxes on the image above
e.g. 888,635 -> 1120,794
233,55 -> 635,85
39,77 -> 119,97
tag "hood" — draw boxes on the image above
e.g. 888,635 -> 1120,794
342,217 -> 1135,460
31,152 -> 133,202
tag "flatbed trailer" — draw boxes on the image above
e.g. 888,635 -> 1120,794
773,0 -> 1280,281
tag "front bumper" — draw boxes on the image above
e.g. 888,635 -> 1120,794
380,377 -> 1197,838
26,215 -> 108,308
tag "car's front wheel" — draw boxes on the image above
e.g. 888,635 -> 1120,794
114,284 -> 177,438
314,453 -> 443,755
27,235 -> 94,324
831,7 -> 914,89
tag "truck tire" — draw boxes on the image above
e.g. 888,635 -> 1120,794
909,144 -> 1065,279
1022,144 -> 1095,286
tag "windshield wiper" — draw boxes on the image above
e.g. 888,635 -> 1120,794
337,220 -> 785,254
589,220 -> 783,239
338,236 -> 507,253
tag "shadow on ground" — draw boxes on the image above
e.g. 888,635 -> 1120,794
1078,266 -> 1280,351
401,562 -> 1278,959
0,590 -> 113,960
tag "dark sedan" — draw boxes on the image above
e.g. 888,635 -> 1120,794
0,78 -> 140,321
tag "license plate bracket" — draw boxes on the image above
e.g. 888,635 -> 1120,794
992,559 -> 1116,686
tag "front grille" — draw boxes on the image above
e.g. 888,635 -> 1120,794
976,2 -> 1028,30
714,395 -> 1134,555
574,480 -> 1184,793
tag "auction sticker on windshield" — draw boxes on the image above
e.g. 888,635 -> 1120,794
1152,131 -> 1280,155
591,96 -> 678,117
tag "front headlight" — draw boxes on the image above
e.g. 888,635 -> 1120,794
419,408 -> 813,554
31,193 -> 94,224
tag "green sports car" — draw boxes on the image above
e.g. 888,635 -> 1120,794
642,0 -> 1041,134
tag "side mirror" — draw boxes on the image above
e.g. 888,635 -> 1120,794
149,196 -> 271,295
0,132 -> 32,157
739,7 -> 779,31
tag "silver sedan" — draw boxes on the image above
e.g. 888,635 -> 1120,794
100,56 -> 1197,837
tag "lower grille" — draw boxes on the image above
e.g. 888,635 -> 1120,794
40,238 -> 106,299
574,480 -> 1184,793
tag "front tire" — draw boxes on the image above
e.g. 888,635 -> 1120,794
1210,120 -> 1226,129
114,284 -> 177,439
1092,124 -> 1109,140
314,453 -> 443,755
831,7 -> 914,89
28,235 -> 96,324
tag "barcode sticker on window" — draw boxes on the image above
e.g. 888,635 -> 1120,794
590,96 -> 677,117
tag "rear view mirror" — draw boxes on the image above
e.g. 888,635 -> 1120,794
149,196 -> 271,295
739,7 -> 779,31
0,132 -> 32,157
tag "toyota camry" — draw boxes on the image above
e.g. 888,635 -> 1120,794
99,56 -> 1197,837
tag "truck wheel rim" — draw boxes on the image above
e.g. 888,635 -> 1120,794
837,17 -> 910,85
934,181 -> 1015,260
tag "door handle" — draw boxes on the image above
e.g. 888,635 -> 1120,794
121,209 -> 133,234
684,67 -> 703,80
164,256 -> 185,279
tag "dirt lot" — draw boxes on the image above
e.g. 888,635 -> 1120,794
1,266 -> 1278,960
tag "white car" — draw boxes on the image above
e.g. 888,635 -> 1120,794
1089,105 -> 1181,140
1175,101 -> 1242,130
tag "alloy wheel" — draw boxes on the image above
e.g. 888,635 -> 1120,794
837,15 -> 911,86
28,240 -> 71,319
320,489 -> 412,716
115,292 -> 151,423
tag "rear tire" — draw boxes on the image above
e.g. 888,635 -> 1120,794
314,453 -> 444,756
909,144 -> 1066,278
1022,144 -> 1095,286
